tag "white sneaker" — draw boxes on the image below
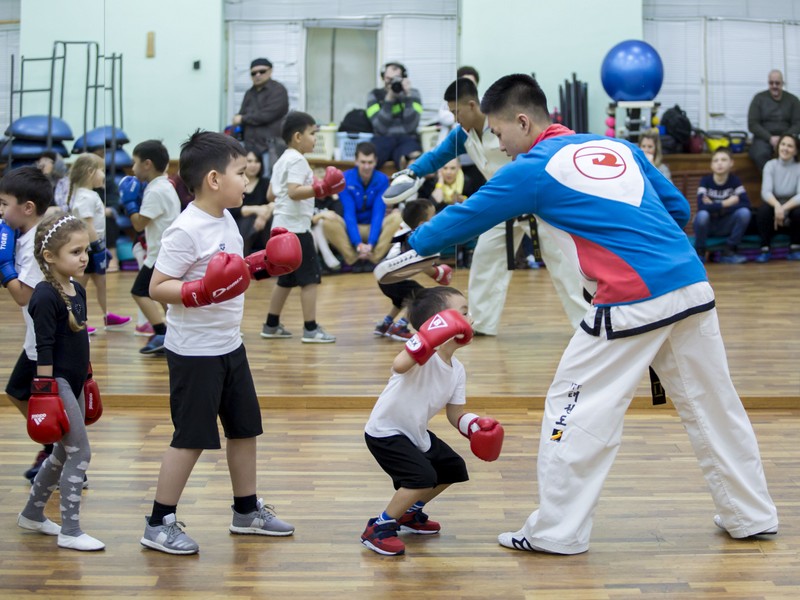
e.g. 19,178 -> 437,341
302,325 -> 336,343
18,514 -> 61,536
713,514 -> 777,537
498,530 -> 539,552
57,532 -> 105,551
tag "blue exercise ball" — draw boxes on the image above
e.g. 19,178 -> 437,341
601,40 -> 664,101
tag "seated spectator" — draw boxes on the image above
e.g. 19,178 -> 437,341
692,148 -> 751,264
754,133 -> 800,262
228,147 -> 273,254
366,62 -> 423,168
748,69 -> 800,172
322,142 -> 403,271
638,131 -> 672,181
431,157 -> 467,211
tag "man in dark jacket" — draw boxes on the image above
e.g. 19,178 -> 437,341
233,58 -> 290,176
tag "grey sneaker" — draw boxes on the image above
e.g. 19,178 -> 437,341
261,323 -> 293,338
230,498 -> 295,536
140,513 -> 199,555
301,325 -> 336,343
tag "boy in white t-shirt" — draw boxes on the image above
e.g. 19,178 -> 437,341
140,131 -> 302,555
260,111 -> 345,343
0,167 -> 51,481
121,140 -> 182,354
361,286 -> 504,556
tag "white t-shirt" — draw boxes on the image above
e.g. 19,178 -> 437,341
139,175 -> 181,268
155,203 -> 245,356
70,188 -> 105,239
365,353 -> 467,452
270,148 -> 314,233
16,223 -> 45,360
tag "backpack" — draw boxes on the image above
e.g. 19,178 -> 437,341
660,105 -> 692,151
339,109 -> 373,134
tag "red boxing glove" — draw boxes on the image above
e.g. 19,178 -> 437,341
458,412 -> 504,462
312,166 -> 345,198
181,252 -> 251,307
245,227 -> 302,280
27,377 -> 70,444
84,362 -> 103,425
404,308 -> 473,365
429,264 -> 453,285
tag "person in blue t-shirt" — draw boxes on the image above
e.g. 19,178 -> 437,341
692,147 -> 751,264
322,142 -> 402,271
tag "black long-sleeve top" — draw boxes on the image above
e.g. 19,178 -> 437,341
28,281 -> 90,398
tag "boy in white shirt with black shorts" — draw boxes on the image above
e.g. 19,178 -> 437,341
260,111 -> 345,343
139,130 -> 302,555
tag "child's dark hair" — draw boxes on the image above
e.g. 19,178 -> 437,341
457,65 -> 480,84
133,139 -> 170,172
402,198 -> 434,230
355,141 -> 377,159
711,146 -> 734,160
444,77 -> 479,103
179,130 -> 247,194
405,286 -> 464,331
282,111 -> 316,145
0,166 -> 54,215
33,212 -> 88,332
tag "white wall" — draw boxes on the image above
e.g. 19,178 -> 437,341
19,0 -> 224,159
459,0 -> 643,134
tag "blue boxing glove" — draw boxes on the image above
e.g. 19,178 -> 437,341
0,220 -> 19,287
89,239 -> 107,275
118,175 -> 144,216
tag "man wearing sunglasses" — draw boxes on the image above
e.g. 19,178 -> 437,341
748,69 -> 800,171
233,58 -> 290,176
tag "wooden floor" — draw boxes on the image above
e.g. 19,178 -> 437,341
3,258 -> 794,408
1,261 -> 799,598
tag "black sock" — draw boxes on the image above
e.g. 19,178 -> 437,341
266,313 -> 280,327
149,501 -> 178,526
153,323 -> 167,335
304,320 -> 317,331
43,444 -> 54,454
233,494 -> 258,514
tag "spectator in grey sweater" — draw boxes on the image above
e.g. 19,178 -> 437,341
748,70 -> 800,171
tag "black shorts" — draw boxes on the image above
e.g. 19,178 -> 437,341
166,344 -> 263,449
365,431 -> 468,490
379,280 -> 423,310
131,264 -> 155,297
276,231 -> 321,288
5,350 -> 36,401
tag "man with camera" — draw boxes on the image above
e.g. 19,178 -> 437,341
366,62 -> 424,169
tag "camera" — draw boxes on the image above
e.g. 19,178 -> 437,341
390,76 -> 404,94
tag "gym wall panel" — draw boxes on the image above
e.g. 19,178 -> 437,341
459,0 -> 643,136
223,0 -> 457,20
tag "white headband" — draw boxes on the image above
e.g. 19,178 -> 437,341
42,214 -> 78,248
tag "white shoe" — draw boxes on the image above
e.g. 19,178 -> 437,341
497,530 -> 539,552
57,532 -> 105,551
713,514 -> 777,537
18,514 -> 61,536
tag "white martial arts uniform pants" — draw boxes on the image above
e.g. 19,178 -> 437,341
468,220 -> 588,335
515,306 -> 777,554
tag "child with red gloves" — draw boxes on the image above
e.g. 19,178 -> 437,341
361,286 -> 504,556
140,131 -> 302,555
374,198 -> 453,341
